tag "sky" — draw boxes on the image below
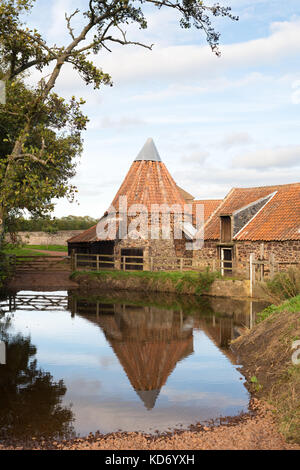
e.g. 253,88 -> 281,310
25,0 -> 300,218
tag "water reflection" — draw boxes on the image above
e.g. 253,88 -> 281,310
0,290 -> 268,437
76,302 -> 194,410
0,308 -> 75,440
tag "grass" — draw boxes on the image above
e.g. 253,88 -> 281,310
29,245 -> 68,252
71,268 -> 222,296
3,244 -> 67,256
256,295 -> 300,323
3,246 -> 48,257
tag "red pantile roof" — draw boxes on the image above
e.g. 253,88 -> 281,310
204,183 -> 300,241
193,200 -> 223,223
111,160 -> 186,212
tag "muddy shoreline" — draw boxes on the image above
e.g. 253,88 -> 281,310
0,399 -> 298,450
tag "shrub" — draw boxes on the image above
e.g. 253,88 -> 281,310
265,268 -> 300,303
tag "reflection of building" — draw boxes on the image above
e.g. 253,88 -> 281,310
71,299 -> 194,409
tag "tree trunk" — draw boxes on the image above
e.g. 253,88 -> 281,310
0,206 -> 6,249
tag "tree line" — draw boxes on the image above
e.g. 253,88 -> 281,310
12,215 -> 99,233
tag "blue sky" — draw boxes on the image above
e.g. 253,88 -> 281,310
26,1 -> 300,217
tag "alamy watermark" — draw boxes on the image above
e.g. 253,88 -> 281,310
291,340 -> 300,365
0,80 -> 6,105
96,197 -> 205,250
0,341 -> 5,365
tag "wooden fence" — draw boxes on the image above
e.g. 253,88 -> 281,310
73,253 -> 145,271
72,252 -> 237,275
10,255 -> 71,272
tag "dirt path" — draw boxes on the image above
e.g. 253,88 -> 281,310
0,400 -> 298,450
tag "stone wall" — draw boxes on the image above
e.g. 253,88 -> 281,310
192,239 -> 300,276
6,230 -> 82,246
236,240 -> 300,270
193,241 -> 219,262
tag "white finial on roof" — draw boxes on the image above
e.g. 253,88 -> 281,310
135,138 -> 162,162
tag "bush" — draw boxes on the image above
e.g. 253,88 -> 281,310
0,252 -> 14,288
265,268 -> 300,303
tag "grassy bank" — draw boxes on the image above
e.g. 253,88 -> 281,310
71,269 -> 222,296
232,295 -> 300,444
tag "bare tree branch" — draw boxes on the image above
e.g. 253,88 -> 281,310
65,9 -> 80,41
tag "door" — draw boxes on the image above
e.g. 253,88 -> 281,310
221,247 -> 233,276
121,248 -> 144,271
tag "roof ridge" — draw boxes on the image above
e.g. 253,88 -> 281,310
231,182 -> 300,191
204,188 -> 235,228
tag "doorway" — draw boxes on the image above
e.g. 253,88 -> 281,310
221,247 -> 233,276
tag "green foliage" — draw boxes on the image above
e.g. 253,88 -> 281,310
257,295 -> 300,324
264,268 -> 300,303
12,215 -> 99,232
0,80 -> 88,225
72,268 -> 221,296
0,252 -> 14,287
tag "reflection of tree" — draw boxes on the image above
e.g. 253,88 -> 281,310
0,321 -> 75,440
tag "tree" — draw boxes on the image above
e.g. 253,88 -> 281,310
0,78 -> 88,242
0,0 -> 238,242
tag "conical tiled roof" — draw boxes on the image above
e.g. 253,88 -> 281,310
68,139 -> 188,243
111,138 -> 186,212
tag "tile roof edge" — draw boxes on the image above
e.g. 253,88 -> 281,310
67,224 -> 97,243
204,188 -> 235,229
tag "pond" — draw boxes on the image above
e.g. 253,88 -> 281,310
0,289 -> 268,441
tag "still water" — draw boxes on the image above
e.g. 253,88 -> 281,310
0,290 -> 268,440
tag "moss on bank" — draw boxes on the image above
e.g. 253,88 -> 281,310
232,296 -> 300,444
71,269 -> 222,296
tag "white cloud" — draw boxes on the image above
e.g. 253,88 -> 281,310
218,132 -> 254,150
88,116 -> 146,130
232,145 -> 300,168
181,150 -> 210,165
97,19 -> 300,84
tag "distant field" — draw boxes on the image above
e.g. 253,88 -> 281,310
3,244 -> 68,256
29,245 -> 68,252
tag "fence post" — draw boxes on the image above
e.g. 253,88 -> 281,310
71,250 -> 76,271
180,258 -> 183,272
96,255 -> 99,271
249,253 -> 254,298
123,256 -> 126,271
270,253 -> 275,279
150,257 -> 154,272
